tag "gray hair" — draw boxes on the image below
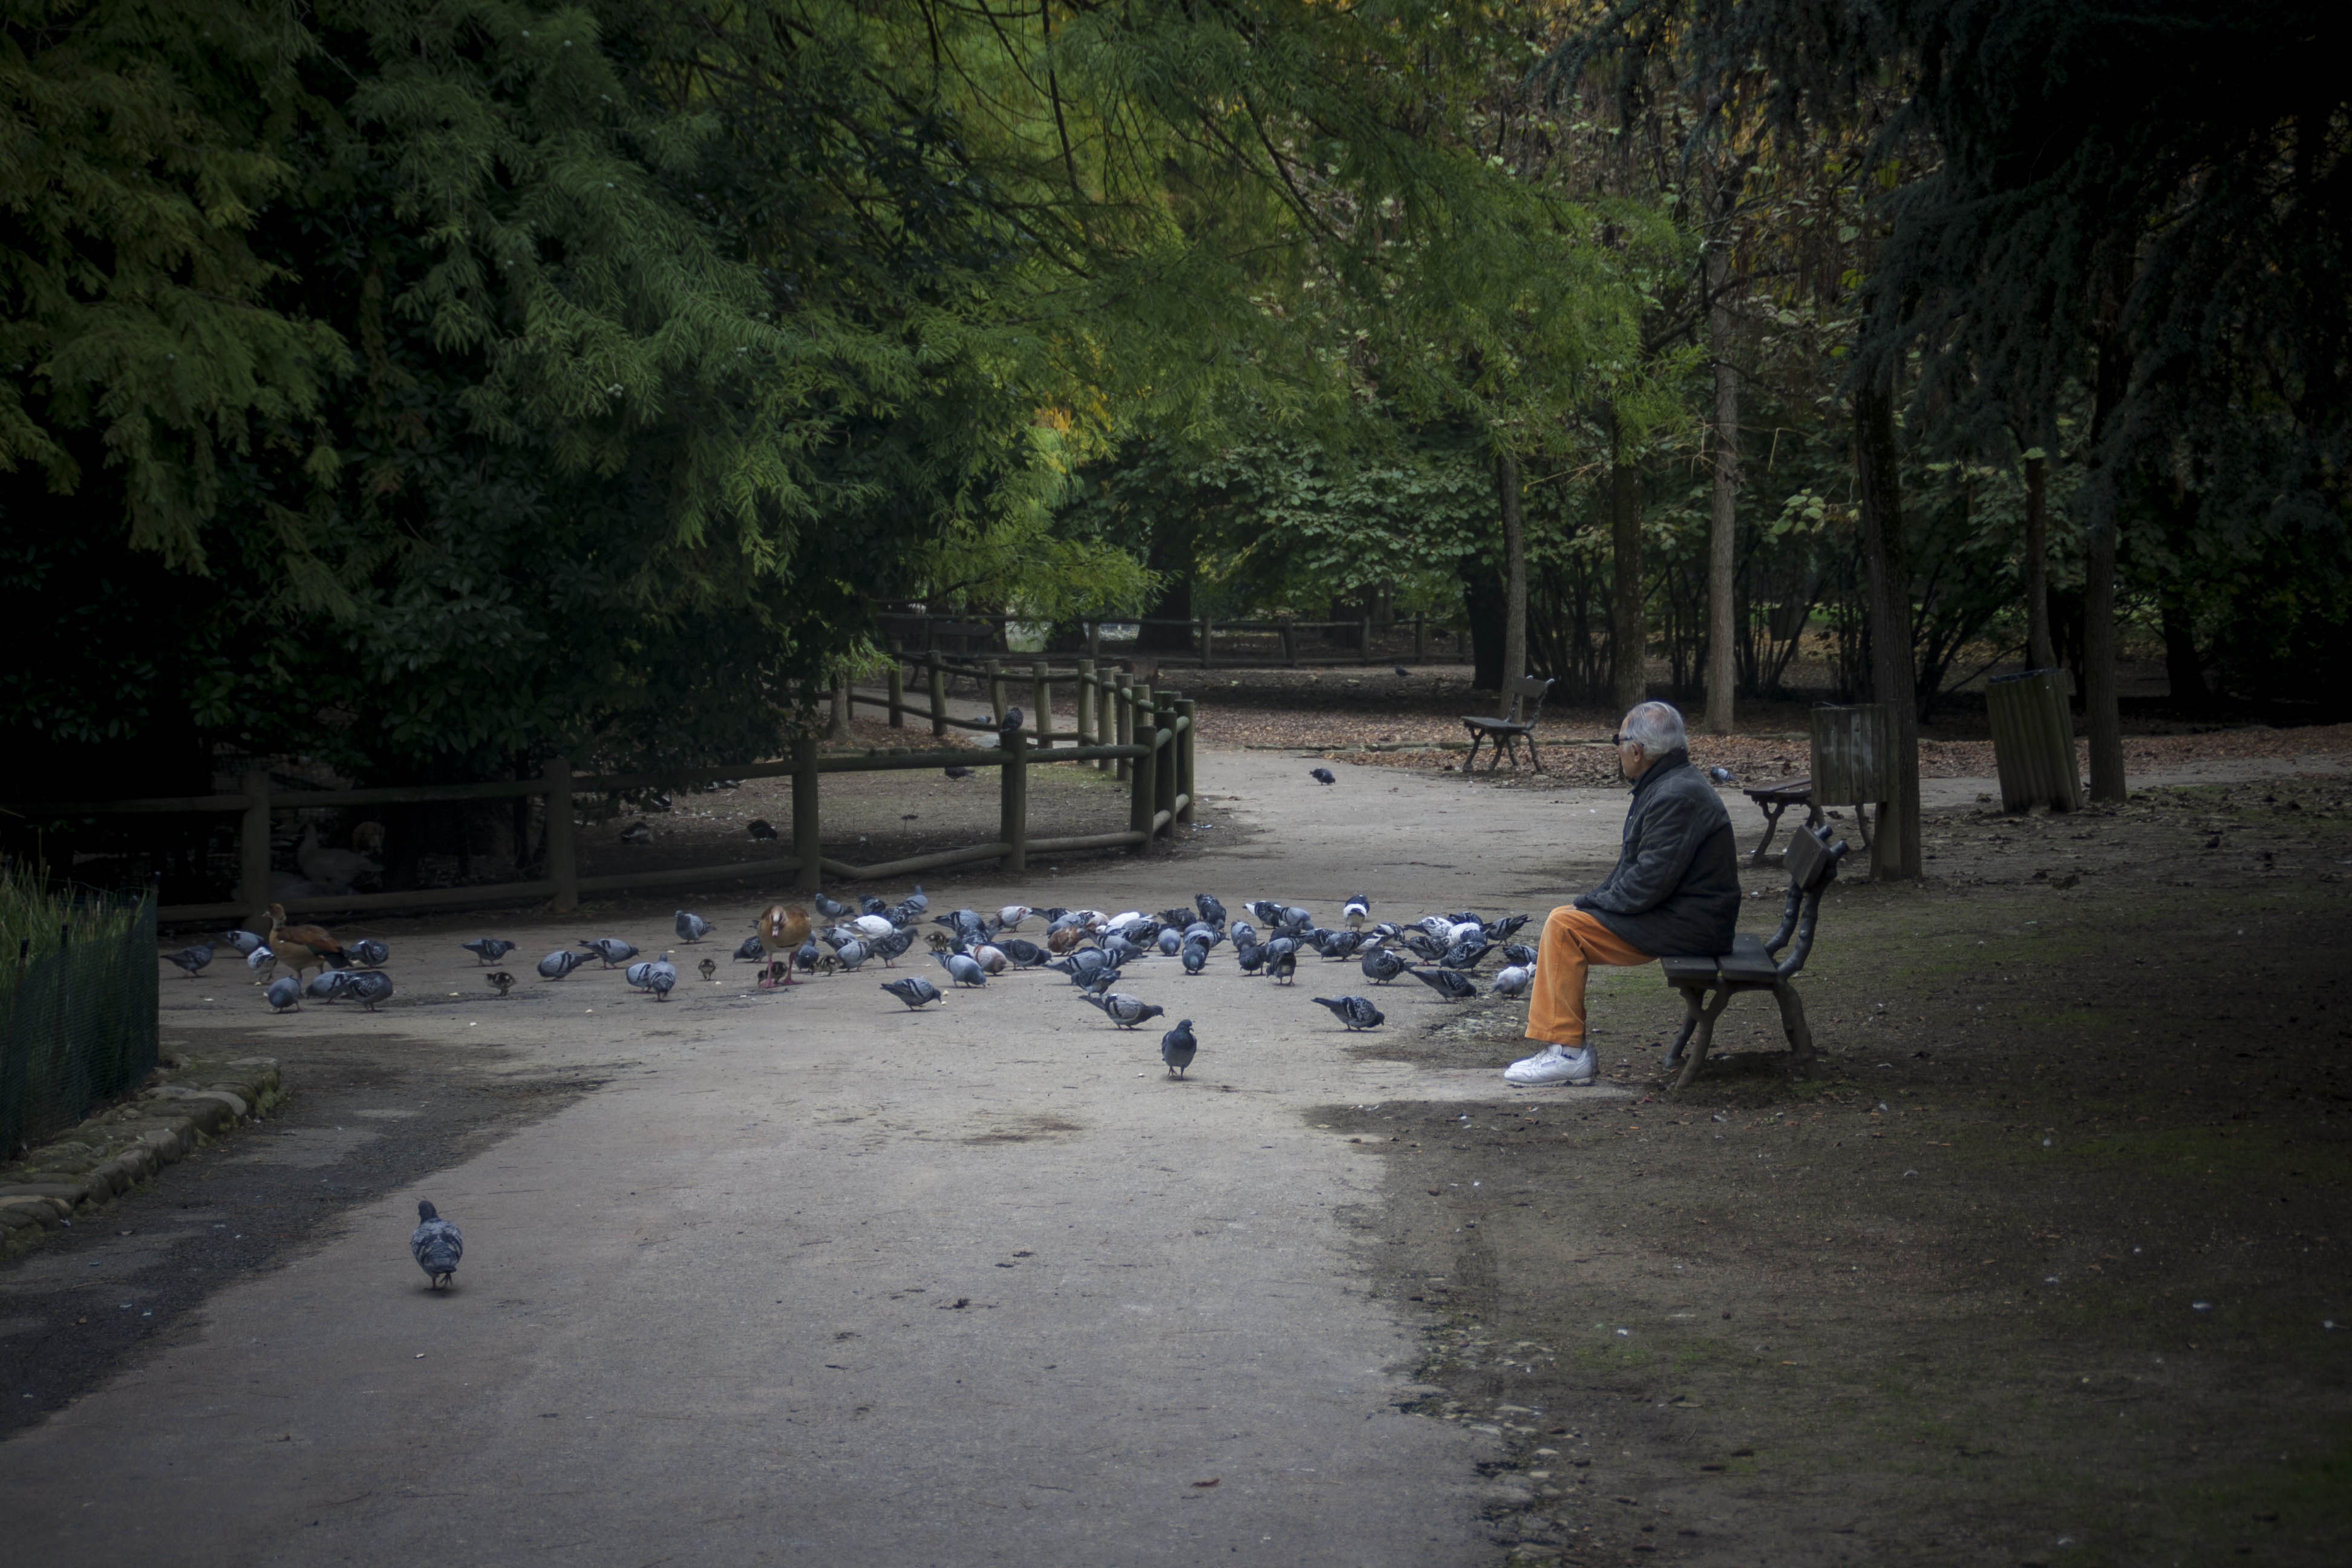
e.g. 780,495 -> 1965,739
1619,701 -> 1687,755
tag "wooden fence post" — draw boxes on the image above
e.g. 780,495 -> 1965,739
1031,660 -> 1053,746
1359,612 -> 1373,664
1174,697 -> 1197,825
1200,615 -> 1213,668
541,757 -> 578,913
1113,673 -> 1134,782
1414,615 -> 1428,665
1152,692 -> 1178,841
999,725 -> 1028,874
1128,682 -> 1155,850
1281,621 -> 1298,667
238,769 -> 272,922
1074,658 -> 1096,750
987,658 -> 1005,727
1087,619 -> 1102,658
887,656 -> 905,729
927,659 -> 947,739
792,735 -> 822,892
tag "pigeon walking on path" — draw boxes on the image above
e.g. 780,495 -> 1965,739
881,977 -> 942,1011
1309,767 -> 1337,785
734,935 -> 766,963
1312,996 -> 1385,1031
1410,967 -> 1479,1001
1086,993 -> 1165,1030
163,945 -> 214,979
266,976 -> 301,1013
1160,1020 -> 1198,1078
581,936 -> 638,969
538,949 -> 587,981
938,952 -> 988,988
463,938 -> 515,965
347,971 -> 394,1012
675,911 -> 713,943
411,1201 -> 463,1290
346,936 -> 390,969
220,929 -> 264,957
1491,965 -> 1534,998
647,953 -> 678,1001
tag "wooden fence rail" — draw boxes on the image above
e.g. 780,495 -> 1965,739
880,612 -> 1460,667
7,682 -> 1195,926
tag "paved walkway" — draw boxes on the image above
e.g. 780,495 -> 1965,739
1,751 -> 1644,1567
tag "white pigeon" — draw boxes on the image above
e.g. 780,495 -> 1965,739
996,905 -> 1033,930
851,913 -> 897,939
1491,964 -> 1534,999
972,944 -> 1008,975
247,944 -> 278,982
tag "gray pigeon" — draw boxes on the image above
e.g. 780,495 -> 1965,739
1180,944 -> 1208,975
410,1200 -> 462,1290
1087,993 -> 1165,1030
834,939 -> 871,971
347,936 -> 390,968
1360,948 -> 1409,985
266,975 -> 301,1013
219,928 -> 264,956
748,818 -> 779,840
881,976 -> 942,1010
1309,767 -> 1336,785
734,935 -> 766,962
538,949 -> 587,980
1342,895 -> 1370,929
1501,942 -> 1539,968
307,970 -> 353,1004
580,936 -> 638,969
1409,967 -> 1478,1001
463,938 -> 515,965
619,820 -> 652,844
247,944 -> 276,981
1708,765 -> 1737,785
999,938 -> 1048,966
675,910 -> 713,943
814,892 -> 854,920
163,945 -> 214,979
1267,947 -> 1297,985
1491,964 -> 1534,998
938,952 -> 987,988
647,953 -> 677,1002
347,970 -> 394,1012
624,959 -> 656,990
1160,1019 -> 1198,1078
1312,995 -> 1384,1031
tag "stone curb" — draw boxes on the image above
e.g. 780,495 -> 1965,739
0,1054 -> 284,1257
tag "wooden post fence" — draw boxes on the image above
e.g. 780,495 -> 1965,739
1174,697 -> 1197,825
999,728 -> 1028,874
1031,660 -> 1053,746
886,658 -> 906,728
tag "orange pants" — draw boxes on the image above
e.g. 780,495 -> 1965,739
1525,906 -> 1654,1046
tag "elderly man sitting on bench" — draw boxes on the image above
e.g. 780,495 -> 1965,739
1506,700 -> 1742,1087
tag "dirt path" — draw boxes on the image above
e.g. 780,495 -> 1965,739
5,748 -> 2347,1566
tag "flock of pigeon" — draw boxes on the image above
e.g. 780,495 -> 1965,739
173,883 -> 1543,1290
171,886 -> 1541,1086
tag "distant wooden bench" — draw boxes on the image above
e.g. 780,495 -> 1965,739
1742,776 -> 1869,862
1657,821 -> 1850,1090
1460,676 -> 1555,772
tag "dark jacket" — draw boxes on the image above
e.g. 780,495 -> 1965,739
1573,750 -> 1741,957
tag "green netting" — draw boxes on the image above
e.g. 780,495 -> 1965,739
0,887 -> 158,1154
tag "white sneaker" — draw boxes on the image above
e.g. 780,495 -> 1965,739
1503,1043 -> 1596,1086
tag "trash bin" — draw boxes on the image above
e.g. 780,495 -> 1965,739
1809,703 -> 1895,848
1985,668 -> 2083,813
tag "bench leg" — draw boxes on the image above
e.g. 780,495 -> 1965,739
1772,979 -> 1817,1070
1671,987 -> 1733,1091
1749,801 -> 1788,864
1527,735 -> 1546,773
1463,728 -> 1483,771
1489,733 -> 1511,772
1662,985 -> 1707,1068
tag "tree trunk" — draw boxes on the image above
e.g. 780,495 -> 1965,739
1137,519 -> 1195,652
1496,451 -> 1527,687
828,675 -> 852,740
1853,360 -> 1922,881
1461,561 -> 1505,692
1605,405 -> 1646,712
1704,246 -> 1739,734
2082,333 -> 2132,803
2022,448 -> 2057,671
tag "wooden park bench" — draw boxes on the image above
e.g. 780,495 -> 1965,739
1740,776 -> 1874,862
1460,676 -> 1555,772
1657,820 -> 1851,1089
